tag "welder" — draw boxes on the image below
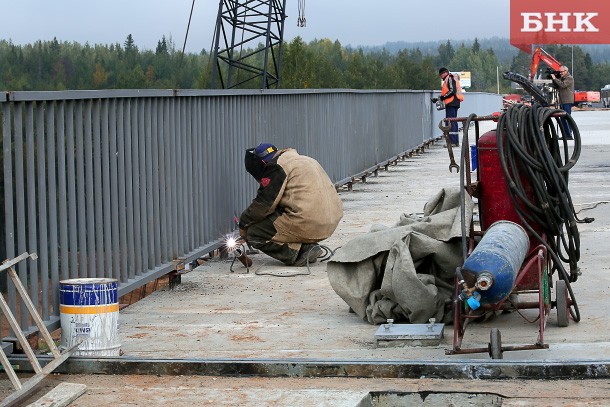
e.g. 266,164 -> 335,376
239,143 -> 343,266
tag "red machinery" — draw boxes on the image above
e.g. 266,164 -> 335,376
528,47 -> 600,108
439,106 -> 581,358
574,91 -> 601,108
529,47 -> 562,82
528,47 -> 564,107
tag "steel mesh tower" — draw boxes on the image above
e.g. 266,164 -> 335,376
211,0 -> 287,89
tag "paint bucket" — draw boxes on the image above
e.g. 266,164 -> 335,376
60,278 -> 121,356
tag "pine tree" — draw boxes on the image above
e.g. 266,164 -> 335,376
124,34 -> 136,52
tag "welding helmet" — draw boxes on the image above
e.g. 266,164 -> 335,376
244,143 -> 277,181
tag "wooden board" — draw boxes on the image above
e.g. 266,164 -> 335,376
27,383 -> 86,407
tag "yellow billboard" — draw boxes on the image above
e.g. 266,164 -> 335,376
453,71 -> 471,88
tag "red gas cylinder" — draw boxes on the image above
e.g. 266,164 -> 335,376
477,129 -> 541,289
477,129 -> 528,231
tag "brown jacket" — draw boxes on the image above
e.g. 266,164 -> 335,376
240,148 -> 343,242
553,74 -> 575,105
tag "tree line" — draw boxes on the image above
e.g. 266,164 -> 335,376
3,35 -> 610,261
3,35 -> 610,94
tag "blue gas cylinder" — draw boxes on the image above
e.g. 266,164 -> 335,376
462,221 -> 529,305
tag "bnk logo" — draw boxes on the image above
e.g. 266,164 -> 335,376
510,0 -> 609,53
521,13 -> 599,33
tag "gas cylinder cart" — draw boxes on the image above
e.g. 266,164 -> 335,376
438,105 -> 591,359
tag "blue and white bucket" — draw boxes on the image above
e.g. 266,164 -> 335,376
60,278 -> 121,356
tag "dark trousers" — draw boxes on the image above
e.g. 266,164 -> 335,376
445,106 -> 459,145
560,103 -> 573,138
245,210 -> 301,265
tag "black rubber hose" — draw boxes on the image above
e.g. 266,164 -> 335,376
495,103 -> 581,322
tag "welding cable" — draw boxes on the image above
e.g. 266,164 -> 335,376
500,105 -> 582,286
253,244 -> 338,277
317,245 -> 339,262
499,104 -> 584,269
254,261 -> 312,277
574,200 -> 610,214
495,103 -> 585,322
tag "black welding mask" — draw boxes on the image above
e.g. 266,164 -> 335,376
245,143 -> 277,181
245,148 -> 264,181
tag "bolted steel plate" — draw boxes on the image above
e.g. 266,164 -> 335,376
374,322 -> 444,347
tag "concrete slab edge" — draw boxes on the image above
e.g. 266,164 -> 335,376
11,356 -> 610,380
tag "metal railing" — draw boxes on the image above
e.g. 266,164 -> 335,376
1,88 -> 502,336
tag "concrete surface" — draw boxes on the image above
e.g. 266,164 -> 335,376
3,109 -> 610,405
116,110 -> 610,362
4,375 -> 610,406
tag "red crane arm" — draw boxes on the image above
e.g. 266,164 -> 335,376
529,47 -> 563,80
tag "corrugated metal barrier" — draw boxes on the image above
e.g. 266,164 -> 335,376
1,88 -> 502,335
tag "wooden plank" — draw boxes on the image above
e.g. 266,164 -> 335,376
0,344 -> 79,407
0,288 -> 43,374
0,252 -> 32,273
0,348 -> 21,390
27,383 -> 87,407
7,267 -> 61,358
0,252 -> 81,407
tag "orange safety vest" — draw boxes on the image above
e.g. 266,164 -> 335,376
441,74 -> 464,104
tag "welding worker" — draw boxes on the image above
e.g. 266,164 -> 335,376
432,67 -> 464,147
239,143 -> 343,266
550,65 -> 574,140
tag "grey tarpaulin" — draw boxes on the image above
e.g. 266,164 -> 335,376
327,187 -> 473,325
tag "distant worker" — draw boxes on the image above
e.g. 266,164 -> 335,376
551,65 -> 575,140
239,143 -> 344,266
432,67 -> 464,147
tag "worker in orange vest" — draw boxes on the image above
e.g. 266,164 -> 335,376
434,67 -> 464,146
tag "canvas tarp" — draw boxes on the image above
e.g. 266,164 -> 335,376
327,187 -> 473,325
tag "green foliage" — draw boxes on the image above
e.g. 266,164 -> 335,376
591,63 -> 610,89
1,36 -> 609,93
436,40 -> 455,67
450,44 -> 502,92
0,36 -> 210,90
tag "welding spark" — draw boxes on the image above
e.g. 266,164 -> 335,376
225,235 -> 238,250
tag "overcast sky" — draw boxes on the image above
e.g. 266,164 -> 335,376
2,0 -> 510,53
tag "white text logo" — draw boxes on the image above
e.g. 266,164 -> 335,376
521,12 -> 599,33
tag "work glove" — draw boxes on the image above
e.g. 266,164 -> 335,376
431,98 -> 438,103
439,95 -> 446,101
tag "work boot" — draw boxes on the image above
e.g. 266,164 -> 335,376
292,244 -> 323,267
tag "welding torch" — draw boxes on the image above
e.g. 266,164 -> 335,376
226,235 -> 253,268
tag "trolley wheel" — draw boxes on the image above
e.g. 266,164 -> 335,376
556,279 -> 570,327
489,328 -> 503,359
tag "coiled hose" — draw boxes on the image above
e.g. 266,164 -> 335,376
495,103 -> 593,322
